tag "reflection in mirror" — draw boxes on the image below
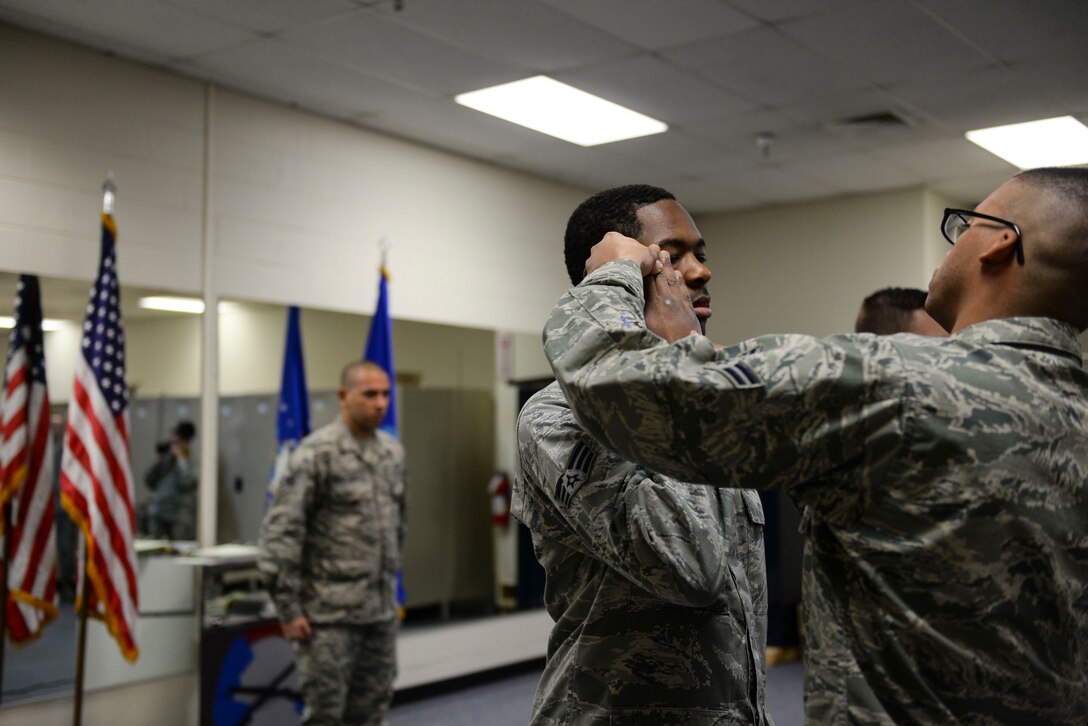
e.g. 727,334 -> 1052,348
1,282 -> 548,708
212,301 -> 504,619
0,271 -> 202,704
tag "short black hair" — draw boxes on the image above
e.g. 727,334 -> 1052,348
173,420 -> 196,441
1014,167 -> 1088,244
564,184 -> 675,284
1014,166 -> 1088,203
855,287 -> 928,334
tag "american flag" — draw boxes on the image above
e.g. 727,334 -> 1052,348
59,213 -> 139,661
0,274 -> 58,643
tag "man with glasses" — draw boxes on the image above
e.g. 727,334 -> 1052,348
541,167 -> 1088,724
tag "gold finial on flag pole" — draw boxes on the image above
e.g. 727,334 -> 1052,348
101,172 -> 117,215
378,236 -> 392,278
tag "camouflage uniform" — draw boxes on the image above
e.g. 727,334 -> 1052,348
545,260 -> 1088,725
146,454 -> 198,540
515,382 -> 771,724
258,418 -> 407,726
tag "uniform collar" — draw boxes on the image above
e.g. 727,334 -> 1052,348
954,317 -> 1083,365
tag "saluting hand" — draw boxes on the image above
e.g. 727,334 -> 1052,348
584,232 -> 662,278
645,250 -> 700,343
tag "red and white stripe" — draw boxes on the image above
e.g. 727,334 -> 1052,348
59,354 -> 138,660
1,345 -> 58,641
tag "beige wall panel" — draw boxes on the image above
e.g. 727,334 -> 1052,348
209,88 -> 581,333
0,25 -> 204,292
697,188 -> 963,343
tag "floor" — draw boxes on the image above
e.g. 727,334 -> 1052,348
3,608 -> 806,724
1,604 -> 77,703
389,659 -> 805,726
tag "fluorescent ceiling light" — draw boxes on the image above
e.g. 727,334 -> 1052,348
455,75 -> 667,147
139,296 -> 206,314
0,316 -> 68,331
137,296 -> 235,314
966,116 -> 1088,169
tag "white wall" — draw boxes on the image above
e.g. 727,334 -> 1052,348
695,186 -> 964,343
0,25 -> 205,293
0,24 -> 581,335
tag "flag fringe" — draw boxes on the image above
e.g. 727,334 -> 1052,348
60,490 -> 139,662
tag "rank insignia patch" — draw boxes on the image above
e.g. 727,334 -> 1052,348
554,441 -> 596,506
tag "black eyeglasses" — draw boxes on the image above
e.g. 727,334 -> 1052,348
941,208 -> 1024,265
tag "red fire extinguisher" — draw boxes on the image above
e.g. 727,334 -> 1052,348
489,470 -> 511,528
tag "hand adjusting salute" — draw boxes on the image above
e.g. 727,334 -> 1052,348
585,232 -> 701,343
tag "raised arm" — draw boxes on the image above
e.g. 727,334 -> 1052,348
546,258 -> 899,517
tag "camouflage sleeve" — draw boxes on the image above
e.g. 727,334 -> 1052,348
396,453 -> 408,555
257,446 -> 316,622
517,387 -> 732,607
546,260 -> 897,514
176,457 -> 198,494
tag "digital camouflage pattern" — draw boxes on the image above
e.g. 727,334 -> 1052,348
294,620 -> 398,726
258,417 -> 407,625
258,417 -> 406,725
515,382 -> 771,724
545,260 -> 1088,725
146,454 -> 198,539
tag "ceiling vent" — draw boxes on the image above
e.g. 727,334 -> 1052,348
824,109 -> 915,136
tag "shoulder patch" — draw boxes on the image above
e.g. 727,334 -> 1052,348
715,360 -> 762,388
554,441 -> 596,506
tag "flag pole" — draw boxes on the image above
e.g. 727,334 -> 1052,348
0,498 -> 10,704
72,552 -> 90,726
71,174 -> 116,725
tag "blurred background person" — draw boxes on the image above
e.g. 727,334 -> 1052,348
146,420 -> 198,540
855,287 -> 947,336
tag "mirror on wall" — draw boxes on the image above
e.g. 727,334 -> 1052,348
0,276 -> 543,707
211,301 -> 506,620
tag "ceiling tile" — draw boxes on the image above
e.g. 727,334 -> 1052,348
872,137 -> 1016,180
359,97 -> 576,167
779,0 -> 991,86
1,0 -> 1085,215
916,0 -> 1088,65
163,0 -> 355,35
538,0 -> 758,51
557,54 -> 757,126
280,9 -> 522,95
885,61 -> 1088,132
723,0 -> 863,24
378,0 -> 637,72
663,26 -> 869,106
181,39 -> 433,119
599,131 -> 755,185
0,0 -> 255,60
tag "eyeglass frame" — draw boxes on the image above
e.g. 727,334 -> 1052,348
941,208 -> 1024,265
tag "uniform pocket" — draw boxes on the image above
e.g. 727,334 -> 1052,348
741,489 -> 765,527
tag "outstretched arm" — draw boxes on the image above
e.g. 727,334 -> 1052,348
546,254 -> 893,515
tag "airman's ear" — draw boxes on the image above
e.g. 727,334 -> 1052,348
978,228 -> 1019,264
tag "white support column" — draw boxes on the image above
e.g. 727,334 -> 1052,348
198,83 -> 219,548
